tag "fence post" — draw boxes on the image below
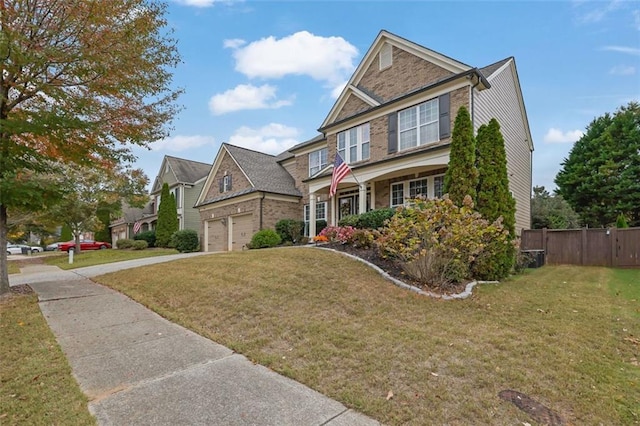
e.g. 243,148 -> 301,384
581,227 -> 587,265
542,228 -> 548,263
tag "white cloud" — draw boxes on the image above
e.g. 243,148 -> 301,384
173,0 -> 216,7
609,65 -> 636,75
543,128 -> 584,144
208,84 -> 293,115
229,31 -> 358,85
331,81 -> 348,99
223,38 -> 246,49
151,135 -> 216,152
228,123 -> 300,154
602,45 -> 640,56
575,0 -> 622,24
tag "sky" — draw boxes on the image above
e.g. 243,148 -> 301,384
131,0 -> 640,192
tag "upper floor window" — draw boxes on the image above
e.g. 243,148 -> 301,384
171,186 -> 181,208
219,174 -> 232,193
398,98 -> 439,151
379,43 -> 392,70
337,123 -> 370,164
309,148 -> 328,177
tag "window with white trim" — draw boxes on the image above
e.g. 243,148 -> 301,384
222,175 -> 231,192
390,175 -> 446,207
304,202 -> 327,222
434,175 -> 445,198
308,148 -> 328,177
409,179 -> 428,198
391,183 -> 404,207
337,123 -> 370,164
398,98 -> 439,150
379,43 -> 392,70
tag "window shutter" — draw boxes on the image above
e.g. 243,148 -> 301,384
387,112 -> 398,154
439,93 -> 450,139
219,178 -> 224,193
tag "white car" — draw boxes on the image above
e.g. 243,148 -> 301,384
6,244 -> 42,255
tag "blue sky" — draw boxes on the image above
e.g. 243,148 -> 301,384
132,0 -> 640,192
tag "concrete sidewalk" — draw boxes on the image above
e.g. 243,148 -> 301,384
10,255 -> 379,425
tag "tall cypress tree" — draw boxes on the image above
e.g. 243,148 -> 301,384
155,183 -> 179,247
444,106 -> 478,206
476,119 -> 516,237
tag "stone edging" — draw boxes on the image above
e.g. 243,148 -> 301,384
314,246 -> 498,300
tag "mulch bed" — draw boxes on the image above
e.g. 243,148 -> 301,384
10,284 -> 34,295
320,242 -> 468,295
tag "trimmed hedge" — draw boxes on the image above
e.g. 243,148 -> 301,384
249,229 -> 281,249
116,239 -> 135,249
132,240 -> 148,250
134,230 -> 156,248
337,208 -> 396,230
170,229 -> 200,253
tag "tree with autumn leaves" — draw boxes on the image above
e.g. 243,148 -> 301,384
0,0 -> 181,294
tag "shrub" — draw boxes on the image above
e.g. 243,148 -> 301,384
318,225 -> 356,244
357,208 -> 396,229
616,213 -> 629,228
275,219 -> 304,243
249,229 -> 281,249
132,240 -> 148,250
170,229 -> 199,253
351,229 -> 375,249
134,230 -> 156,248
338,214 -> 359,227
315,220 -> 327,234
376,195 -> 510,286
116,239 -> 135,249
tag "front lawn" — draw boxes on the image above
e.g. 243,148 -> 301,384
93,248 -> 640,425
44,248 -> 179,270
0,290 -> 95,424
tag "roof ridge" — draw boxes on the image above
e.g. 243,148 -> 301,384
223,142 -> 277,158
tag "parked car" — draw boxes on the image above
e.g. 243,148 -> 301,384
58,240 -> 112,252
6,244 -> 42,255
45,242 -> 60,251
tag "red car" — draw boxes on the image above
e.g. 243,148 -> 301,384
58,240 -> 112,252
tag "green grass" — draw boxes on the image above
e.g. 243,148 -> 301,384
0,292 -> 95,425
6,262 -> 20,275
94,248 -> 640,425
44,248 -> 179,270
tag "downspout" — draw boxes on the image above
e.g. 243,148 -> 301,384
259,192 -> 266,230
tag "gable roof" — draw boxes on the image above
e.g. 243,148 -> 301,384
479,57 -> 513,80
151,155 -> 212,193
321,30 -> 475,129
197,144 -> 301,206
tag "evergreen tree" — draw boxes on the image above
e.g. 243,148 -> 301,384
155,183 -> 179,247
60,223 -> 73,241
555,102 -> 640,227
531,186 -> 580,229
476,119 -> 516,237
444,106 -> 478,206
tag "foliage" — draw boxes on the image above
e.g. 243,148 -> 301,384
555,102 -> 640,227
444,106 -> 478,206
94,203 -> 114,244
316,220 -> 327,234
116,239 -> 135,249
132,240 -> 148,250
134,230 -> 156,248
249,229 -> 281,249
319,226 -> 356,244
155,184 -> 179,247
338,214 -> 359,228
616,213 -> 629,228
169,229 -> 199,253
376,196 -> 510,286
531,186 -> 580,229
275,219 -> 304,243
60,224 -> 73,241
0,0 -> 181,295
350,229 -> 375,249
476,119 -> 516,237
339,209 -> 396,230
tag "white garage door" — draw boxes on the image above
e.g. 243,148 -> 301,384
232,214 -> 252,251
207,220 -> 225,252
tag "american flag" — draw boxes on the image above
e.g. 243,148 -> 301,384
329,153 -> 351,197
133,221 -> 142,234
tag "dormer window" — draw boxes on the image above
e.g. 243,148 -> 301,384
379,43 -> 392,70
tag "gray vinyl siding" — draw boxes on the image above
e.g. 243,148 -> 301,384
473,60 -> 532,233
183,181 -> 205,232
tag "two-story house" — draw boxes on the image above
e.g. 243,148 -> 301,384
196,30 -> 533,252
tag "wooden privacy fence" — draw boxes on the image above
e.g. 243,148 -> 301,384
521,227 -> 640,267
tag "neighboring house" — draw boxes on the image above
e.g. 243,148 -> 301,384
110,155 -> 212,242
197,30 -> 533,251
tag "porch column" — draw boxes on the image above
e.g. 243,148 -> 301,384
370,181 -> 376,210
309,192 -> 317,237
331,195 -> 337,226
358,182 -> 367,214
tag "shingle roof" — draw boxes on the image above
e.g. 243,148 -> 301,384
479,57 -> 512,80
224,144 -> 301,198
165,156 -> 212,184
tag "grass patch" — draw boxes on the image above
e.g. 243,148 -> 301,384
44,248 -> 179,270
0,292 -> 95,424
94,248 -> 640,425
6,262 -> 20,275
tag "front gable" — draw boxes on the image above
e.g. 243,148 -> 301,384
322,30 -> 471,128
197,145 -> 253,206
151,157 -> 178,194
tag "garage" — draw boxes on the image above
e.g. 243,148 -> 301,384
231,214 -> 253,251
207,219 -> 226,252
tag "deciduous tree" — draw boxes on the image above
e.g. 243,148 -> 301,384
0,0 -> 181,294
531,186 -> 580,229
444,106 -> 478,206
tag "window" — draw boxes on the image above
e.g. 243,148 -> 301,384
433,175 -> 445,198
337,123 -> 370,164
379,43 -> 392,70
391,183 -> 404,207
171,187 -> 181,208
308,148 -> 328,176
220,174 -> 232,193
398,98 -> 439,150
409,179 -> 428,198
304,202 -> 327,222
